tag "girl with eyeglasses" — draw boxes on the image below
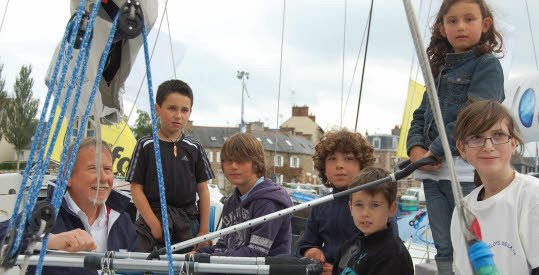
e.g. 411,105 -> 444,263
450,100 -> 539,275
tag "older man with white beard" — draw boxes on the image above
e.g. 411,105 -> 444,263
0,138 -> 137,274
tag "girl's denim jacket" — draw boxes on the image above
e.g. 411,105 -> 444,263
406,50 -> 505,158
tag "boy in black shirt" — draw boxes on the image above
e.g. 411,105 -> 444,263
126,79 -> 214,252
333,167 -> 413,275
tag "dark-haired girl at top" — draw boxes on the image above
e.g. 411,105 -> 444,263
406,0 -> 505,274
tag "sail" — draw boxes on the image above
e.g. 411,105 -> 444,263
48,106 -> 136,176
397,80 -> 426,158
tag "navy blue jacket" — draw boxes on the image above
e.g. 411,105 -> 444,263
296,188 -> 399,265
407,51 -> 505,157
0,184 -> 137,275
197,178 -> 293,256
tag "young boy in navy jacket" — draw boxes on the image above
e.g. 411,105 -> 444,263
195,133 -> 293,256
333,167 -> 413,275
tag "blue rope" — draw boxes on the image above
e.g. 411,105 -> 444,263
4,19 -> 73,231
36,12 -> 119,275
142,24 -> 175,275
8,0 -> 90,257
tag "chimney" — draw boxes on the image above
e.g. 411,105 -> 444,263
292,106 -> 309,117
391,125 -> 401,136
308,115 -> 316,122
247,121 -> 264,132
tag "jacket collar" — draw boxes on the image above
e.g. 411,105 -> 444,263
444,50 -> 479,67
358,223 -> 393,242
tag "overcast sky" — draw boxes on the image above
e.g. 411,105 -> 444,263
1,0 -> 538,155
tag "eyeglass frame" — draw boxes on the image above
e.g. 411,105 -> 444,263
463,134 -> 513,148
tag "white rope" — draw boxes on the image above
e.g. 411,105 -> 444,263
402,0 -> 475,242
92,104 -> 103,206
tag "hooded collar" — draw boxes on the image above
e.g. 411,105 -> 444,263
235,178 -> 292,208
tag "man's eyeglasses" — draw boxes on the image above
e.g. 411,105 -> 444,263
463,133 -> 513,148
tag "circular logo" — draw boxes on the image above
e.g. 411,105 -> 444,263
519,88 -> 535,128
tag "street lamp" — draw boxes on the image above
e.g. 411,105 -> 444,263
237,71 -> 249,133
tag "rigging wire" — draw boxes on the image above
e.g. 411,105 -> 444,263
525,0 -> 539,71
340,0 -> 347,127
110,0 -> 170,149
274,0 -> 286,177
354,0 -> 374,132
342,9 -> 371,118
165,4 -> 177,78
0,0 -> 10,33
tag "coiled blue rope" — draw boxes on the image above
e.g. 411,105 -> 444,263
142,24 -> 175,275
36,11 -> 119,275
8,0 -> 91,258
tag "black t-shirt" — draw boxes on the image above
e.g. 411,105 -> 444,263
126,134 -> 214,209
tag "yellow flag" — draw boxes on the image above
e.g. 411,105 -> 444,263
49,108 -> 136,176
397,80 -> 426,158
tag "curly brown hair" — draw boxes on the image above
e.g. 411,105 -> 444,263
427,0 -> 503,76
314,129 -> 375,187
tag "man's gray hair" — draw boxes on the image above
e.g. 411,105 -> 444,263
66,138 -> 112,169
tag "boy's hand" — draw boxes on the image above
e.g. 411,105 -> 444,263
322,263 -> 333,275
304,247 -> 326,264
193,231 -> 210,249
150,223 -> 164,242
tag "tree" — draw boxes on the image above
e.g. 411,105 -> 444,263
0,64 -> 7,140
131,110 -> 154,140
0,65 -> 39,170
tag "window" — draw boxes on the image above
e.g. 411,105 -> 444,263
223,137 -> 228,141
210,136 -> 217,141
216,151 -> 221,163
266,138 -> 273,144
392,137 -> 399,150
373,137 -> 381,149
290,156 -> 300,168
87,130 -> 95,137
72,129 -> 78,136
274,155 -> 284,167
207,151 -> 213,162
256,137 -> 262,142
285,140 -> 292,146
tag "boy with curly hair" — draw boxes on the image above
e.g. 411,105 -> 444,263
296,129 -> 398,275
